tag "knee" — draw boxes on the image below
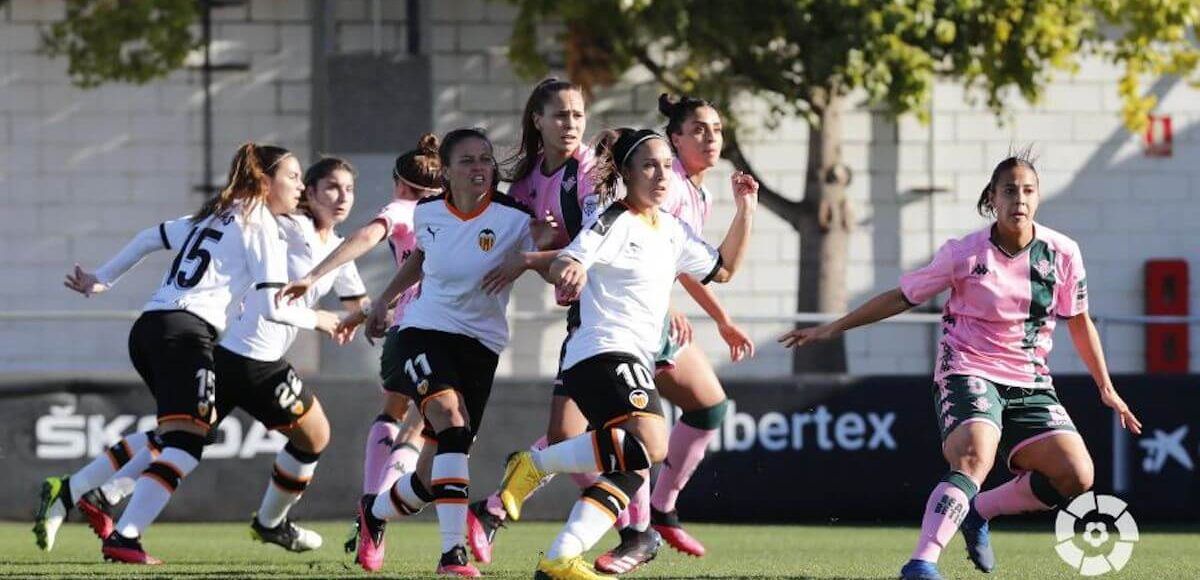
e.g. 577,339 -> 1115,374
952,451 -> 994,481
424,392 -> 466,427
638,431 -> 668,464
546,424 -> 571,445
1055,461 -> 1095,497
383,393 -> 411,419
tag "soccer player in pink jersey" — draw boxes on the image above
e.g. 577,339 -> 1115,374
279,134 -> 443,499
779,153 -> 1142,580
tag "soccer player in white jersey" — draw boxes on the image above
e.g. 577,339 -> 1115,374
49,143 -> 339,565
497,128 -> 758,580
352,128 -> 543,577
781,153 -> 1141,580
280,134 -> 444,501
215,157 -> 369,552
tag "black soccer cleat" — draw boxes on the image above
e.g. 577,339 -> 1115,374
594,527 -> 662,574
249,514 -> 323,552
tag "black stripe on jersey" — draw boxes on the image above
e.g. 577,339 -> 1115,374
158,223 -> 171,249
491,192 -> 534,217
416,193 -> 446,206
255,282 -> 286,290
589,203 -> 629,236
700,254 -> 724,285
339,294 -> 367,301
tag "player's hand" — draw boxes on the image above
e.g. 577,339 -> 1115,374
778,324 -> 839,348
64,264 -> 108,297
314,310 -> 340,339
531,210 -> 561,250
1099,387 -> 1142,435
336,310 -> 366,345
668,309 -> 693,347
718,322 -> 755,362
481,251 -> 527,295
365,304 -> 392,342
277,276 -> 314,306
555,260 -> 587,303
731,171 -> 759,214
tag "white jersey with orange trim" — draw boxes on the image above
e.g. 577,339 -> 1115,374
559,202 -> 722,371
95,202 -> 320,333
398,193 -> 535,354
221,215 -> 366,362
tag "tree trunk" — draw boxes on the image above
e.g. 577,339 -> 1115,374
792,90 -> 851,373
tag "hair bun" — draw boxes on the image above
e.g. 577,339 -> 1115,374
657,93 -> 678,116
417,133 -> 439,155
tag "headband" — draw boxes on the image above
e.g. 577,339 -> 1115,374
617,129 -> 665,167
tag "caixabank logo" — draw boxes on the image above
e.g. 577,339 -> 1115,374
1054,492 -> 1139,576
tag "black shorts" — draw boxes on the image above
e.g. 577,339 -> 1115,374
551,303 -> 583,397
562,353 -> 664,429
212,346 -> 315,430
380,327 -> 499,438
128,310 -> 219,427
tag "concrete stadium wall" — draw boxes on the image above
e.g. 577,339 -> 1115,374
1,0 -> 1197,378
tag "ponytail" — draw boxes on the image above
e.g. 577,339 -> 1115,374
195,142 -> 292,222
587,128 -> 665,206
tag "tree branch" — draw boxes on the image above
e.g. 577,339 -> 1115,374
722,128 -> 806,228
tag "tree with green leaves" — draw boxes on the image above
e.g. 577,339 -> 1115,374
505,0 -> 1199,371
37,0 -> 199,88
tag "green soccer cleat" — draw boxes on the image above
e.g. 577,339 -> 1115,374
33,475 -> 71,551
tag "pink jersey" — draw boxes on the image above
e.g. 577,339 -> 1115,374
660,158 -> 712,233
373,199 -> 421,326
900,224 -> 1089,388
507,145 -> 600,248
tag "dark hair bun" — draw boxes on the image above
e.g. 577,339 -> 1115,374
417,133 -> 439,155
657,93 -> 677,117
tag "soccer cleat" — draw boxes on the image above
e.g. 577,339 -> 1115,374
33,475 -> 71,551
465,500 -> 504,564
650,507 -> 705,557
436,545 -> 481,577
77,489 -> 117,540
249,514 -> 323,552
355,495 -> 387,572
101,531 -> 163,565
594,527 -> 662,574
497,451 -> 546,521
960,502 -> 996,573
343,517 -> 360,554
535,555 -> 613,579
899,559 -> 943,580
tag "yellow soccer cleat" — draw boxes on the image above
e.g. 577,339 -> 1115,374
497,451 -> 546,521
534,555 -> 612,579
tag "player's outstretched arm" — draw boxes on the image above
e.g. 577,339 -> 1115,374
70,222 -> 180,295
709,171 -> 759,283
778,287 -> 911,348
280,220 -> 387,305
1066,312 -> 1142,434
678,274 -> 754,361
362,250 -> 425,341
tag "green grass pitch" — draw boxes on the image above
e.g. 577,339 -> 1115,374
2,520 -> 1197,578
